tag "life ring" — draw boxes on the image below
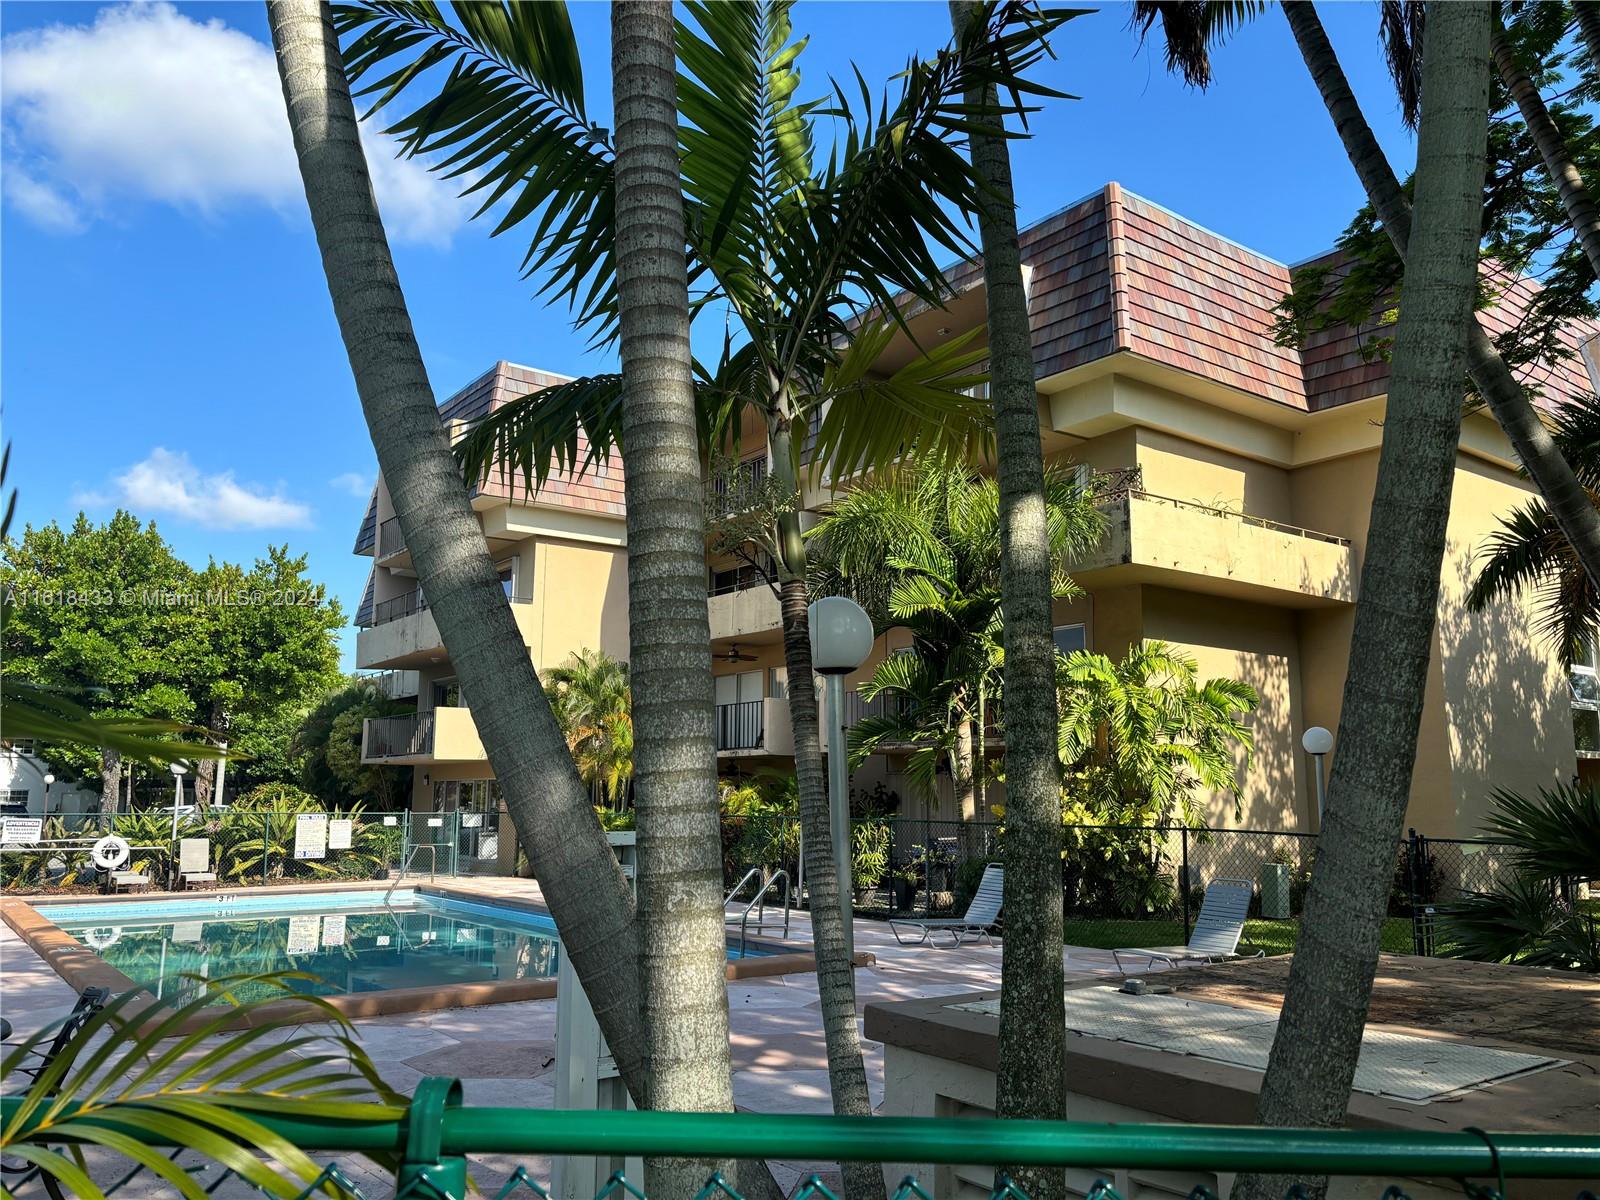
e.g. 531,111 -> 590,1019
84,926 -> 121,951
90,836 -> 131,872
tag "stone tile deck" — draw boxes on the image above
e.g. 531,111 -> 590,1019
0,878 -> 1147,1196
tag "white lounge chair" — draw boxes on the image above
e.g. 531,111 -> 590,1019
890,864 -> 1003,947
178,838 -> 216,889
1111,876 -> 1258,973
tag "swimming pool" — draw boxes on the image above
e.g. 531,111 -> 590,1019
34,889 -> 762,1003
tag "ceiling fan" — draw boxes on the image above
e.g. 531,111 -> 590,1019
719,644 -> 758,663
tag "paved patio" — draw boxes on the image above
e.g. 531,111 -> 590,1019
0,879 -> 1149,1196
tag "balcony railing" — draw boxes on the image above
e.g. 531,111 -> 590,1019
377,515 -> 406,558
373,587 -> 427,626
365,711 -> 435,759
716,700 -> 764,751
1085,466 -> 1350,547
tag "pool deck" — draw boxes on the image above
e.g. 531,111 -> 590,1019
0,877 -> 1147,1196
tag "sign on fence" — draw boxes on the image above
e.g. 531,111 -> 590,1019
1,817 -> 42,845
294,813 -> 328,860
287,914 -> 321,954
328,818 -> 353,851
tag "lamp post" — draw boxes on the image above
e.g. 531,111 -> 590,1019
807,596 -> 874,963
1302,726 -> 1334,827
169,763 -> 187,890
42,773 -> 54,815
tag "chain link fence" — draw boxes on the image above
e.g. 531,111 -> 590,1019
0,807 -> 408,894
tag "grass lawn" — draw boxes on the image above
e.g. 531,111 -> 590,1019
1062,916 -> 1415,957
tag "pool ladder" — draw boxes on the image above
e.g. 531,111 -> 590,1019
725,867 -> 790,958
384,843 -> 442,907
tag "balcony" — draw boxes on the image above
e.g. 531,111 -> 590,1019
715,692 -> 908,758
708,580 -> 780,642
1078,485 -> 1355,607
376,516 -> 409,566
361,707 -> 485,765
355,591 -> 535,670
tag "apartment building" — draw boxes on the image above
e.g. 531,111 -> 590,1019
356,182 -> 1597,847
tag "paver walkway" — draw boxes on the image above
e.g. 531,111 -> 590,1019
0,879 -> 1151,1196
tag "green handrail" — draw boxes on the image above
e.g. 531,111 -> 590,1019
5,1081 -> 1597,1181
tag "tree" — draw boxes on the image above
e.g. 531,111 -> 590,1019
336,1 -> 1070,1170
811,464 -> 1101,824
950,1 -> 1078,1178
1237,8 -> 1493,1198
268,0 -> 650,1100
1135,0 -> 1600,603
1466,400 -> 1600,663
549,649 -> 634,805
610,2 -> 737,1190
294,678 -> 411,808
1054,642 -> 1256,827
184,547 -> 345,806
1,512 -> 198,813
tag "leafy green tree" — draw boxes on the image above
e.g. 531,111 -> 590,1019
293,678 -> 411,809
1,512 -> 198,813
549,648 -> 633,805
1054,642 -> 1256,827
811,464 -> 1101,821
184,547 -> 345,806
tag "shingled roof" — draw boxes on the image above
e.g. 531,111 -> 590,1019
1010,182 -> 1598,413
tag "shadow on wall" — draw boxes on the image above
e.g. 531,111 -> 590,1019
1435,544 -> 1569,838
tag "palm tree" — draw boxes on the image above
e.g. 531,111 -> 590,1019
608,3 -> 736,1184
1467,401 -> 1600,664
950,0 -> 1079,1176
266,0 -> 650,1100
334,3 -> 1068,1178
549,649 -> 634,805
1240,9 -> 1495,1197
811,464 -> 1102,822
1054,642 -> 1256,827
1133,0 -> 1600,606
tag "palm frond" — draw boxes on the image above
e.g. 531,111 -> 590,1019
1129,1 -> 1267,90
2,972 -> 403,1199
1479,783 -> 1600,880
332,1 -> 618,332
0,677 -> 229,767
1379,0 -> 1426,129
453,374 -> 625,493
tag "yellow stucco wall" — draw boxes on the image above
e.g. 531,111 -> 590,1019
526,538 -> 631,672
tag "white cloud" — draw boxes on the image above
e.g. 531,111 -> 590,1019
81,448 -> 313,531
1,3 -> 465,246
329,472 -> 373,499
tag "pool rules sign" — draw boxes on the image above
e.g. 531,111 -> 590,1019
294,812 -> 329,860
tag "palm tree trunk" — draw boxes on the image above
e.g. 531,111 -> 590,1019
1575,2 -> 1600,75
610,2 -> 736,1190
954,716 -> 977,822
99,748 -> 121,821
267,0 -> 649,1095
1236,7 -> 1492,1198
950,4 -> 1067,1195
769,418 -> 883,1200
1283,1 -> 1600,600
1491,20 -> 1600,278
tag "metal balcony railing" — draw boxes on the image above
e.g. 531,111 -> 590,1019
1085,466 -> 1350,547
373,587 -> 428,626
365,711 -> 435,759
716,700 -> 764,751
377,515 -> 406,558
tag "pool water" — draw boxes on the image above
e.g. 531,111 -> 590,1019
39,891 -> 579,1001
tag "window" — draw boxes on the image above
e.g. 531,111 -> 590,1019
1571,639 -> 1600,756
1,790 -> 29,812
432,679 -> 463,710
4,740 -> 35,756
768,667 -> 787,700
1053,623 -> 1087,656
495,560 -> 516,600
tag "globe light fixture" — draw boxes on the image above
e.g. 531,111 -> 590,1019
1301,726 -> 1334,825
808,596 -> 874,961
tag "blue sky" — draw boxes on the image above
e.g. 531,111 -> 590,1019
1,1 -> 1417,668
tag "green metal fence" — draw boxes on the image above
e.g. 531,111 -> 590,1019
5,1079 -> 1596,1199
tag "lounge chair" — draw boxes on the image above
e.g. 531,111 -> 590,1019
178,838 -> 216,889
1111,877 -> 1258,973
9,986 -> 110,1083
111,871 -> 150,893
890,864 -> 1003,947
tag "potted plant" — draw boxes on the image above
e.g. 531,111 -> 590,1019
890,861 -> 922,912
